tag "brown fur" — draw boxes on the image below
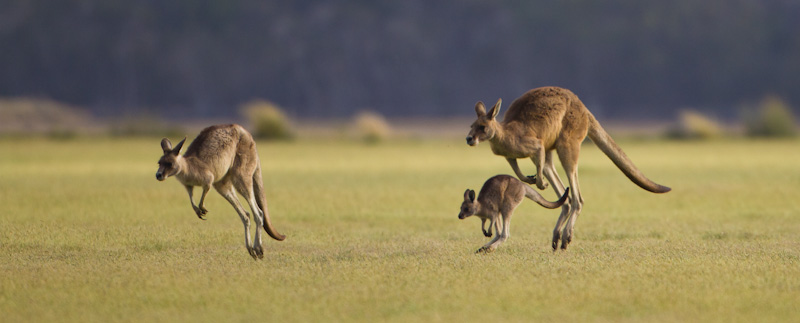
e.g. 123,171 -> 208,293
458,175 -> 569,253
466,87 -> 670,250
156,124 -> 285,259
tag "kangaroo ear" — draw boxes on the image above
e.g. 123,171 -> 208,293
161,138 -> 172,153
488,98 -> 502,119
172,137 -> 186,155
475,101 -> 486,117
468,189 -> 476,202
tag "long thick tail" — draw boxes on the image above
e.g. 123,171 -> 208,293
253,164 -> 286,241
524,186 -> 570,209
587,116 -> 671,193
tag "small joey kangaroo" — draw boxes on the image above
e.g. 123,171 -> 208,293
156,124 -> 285,259
467,86 -> 670,250
458,175 -> 569,253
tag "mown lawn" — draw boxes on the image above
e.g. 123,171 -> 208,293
1,137 -> 798,322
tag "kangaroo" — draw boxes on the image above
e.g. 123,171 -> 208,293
466,87 -> 670,250
155,124 -> 285,259
459,175 -> 569,253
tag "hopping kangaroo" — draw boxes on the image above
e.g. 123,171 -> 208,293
155,124 -> 285,259
466,87 -> 670,250
459,175 -> 569,253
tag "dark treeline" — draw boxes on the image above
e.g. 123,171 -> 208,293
1,0 -> 798,120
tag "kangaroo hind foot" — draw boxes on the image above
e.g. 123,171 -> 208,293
552,231 -> 560,251
248,243 -> 264,260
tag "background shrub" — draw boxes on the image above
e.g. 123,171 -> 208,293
666,110 -> 725,139
744,96 -> 797,137
240,100 -> 294,140
353,111 -> 392,143
0,98 -> 92,137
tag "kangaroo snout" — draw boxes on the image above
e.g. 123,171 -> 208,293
466,136 -> 477,146
156,172 -> 165,181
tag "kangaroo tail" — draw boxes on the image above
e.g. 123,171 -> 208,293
587,116 -> 671,193
253,164 -> 286,241
524,186 -> 570,209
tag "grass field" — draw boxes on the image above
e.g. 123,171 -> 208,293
1,136 -> 799,322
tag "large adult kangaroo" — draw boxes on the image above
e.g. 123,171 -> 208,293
156,124 -> 285,259
466,87 -> 670,250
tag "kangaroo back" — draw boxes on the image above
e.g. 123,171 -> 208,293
183,124 -> 239,157
182,124 -> 240,178
523,185 -> 570,209
252,158 -> 286,241
587,116 -> 671,193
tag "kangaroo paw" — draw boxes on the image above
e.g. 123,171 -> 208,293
535,176 -> 549,190
193,206 -> 207,220
526,175 -> 549,189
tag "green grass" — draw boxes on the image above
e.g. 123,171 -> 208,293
1,137 -> 799,322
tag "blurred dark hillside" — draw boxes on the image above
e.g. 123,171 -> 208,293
1,0 -> 798,120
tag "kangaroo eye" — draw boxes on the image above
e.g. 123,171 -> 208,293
162,162 -> 173,167
477,125 -> 485,131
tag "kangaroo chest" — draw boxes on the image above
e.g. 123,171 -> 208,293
489,136 -> 542,159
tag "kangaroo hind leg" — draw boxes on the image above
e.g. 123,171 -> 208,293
233,176 -> 265,259
214,180 -> 257,259
477,214 -> 510,253
543,151 -> 571,251
557,144 -> 584,250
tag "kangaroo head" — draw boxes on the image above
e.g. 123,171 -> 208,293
155,137 -> 186,181
466,99 -> 501,146
458,189 -> 478,219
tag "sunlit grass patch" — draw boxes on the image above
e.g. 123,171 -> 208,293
1,137 -> 799,322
